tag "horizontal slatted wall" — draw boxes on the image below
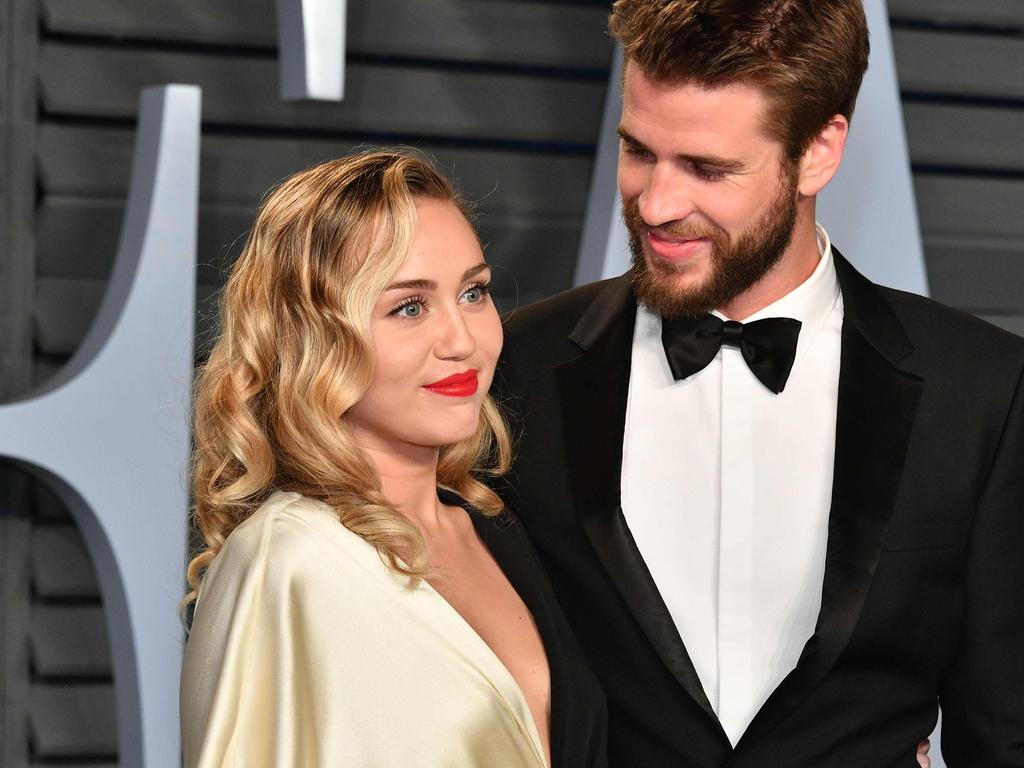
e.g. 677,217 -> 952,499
35,1 -> 1024,363
28,0 -> 612,762
26,481 -> 117,766
889,0 -> 1024,335
36,0 -> 612,369
16,0 -> 1024,762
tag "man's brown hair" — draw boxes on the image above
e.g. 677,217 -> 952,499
609,0 -> 870,160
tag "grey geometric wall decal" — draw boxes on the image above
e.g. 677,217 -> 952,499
0,84 -> 200,767
818,0 -> 928,295
277,0 -> 348,101
575,44 -> 627,286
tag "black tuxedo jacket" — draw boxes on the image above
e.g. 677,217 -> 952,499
442,488 -> 609,768
495,252 -> 1024,767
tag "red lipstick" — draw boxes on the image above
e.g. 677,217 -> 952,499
423,369 -> 479,398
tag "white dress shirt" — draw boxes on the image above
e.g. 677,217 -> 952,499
621,225 -> 843,746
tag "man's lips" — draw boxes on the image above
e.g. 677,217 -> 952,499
423,369 -> 479,397
646,229 -> 710,263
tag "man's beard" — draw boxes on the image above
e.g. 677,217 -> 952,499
625,164 -> 799,319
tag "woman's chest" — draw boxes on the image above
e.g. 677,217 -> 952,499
428,540 -> 552,738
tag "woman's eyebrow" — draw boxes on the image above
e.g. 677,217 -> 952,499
385,263 -> 490,292
463,263 -> 489,280
385,278 -> 435,292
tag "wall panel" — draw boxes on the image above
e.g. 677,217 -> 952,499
893,29 -> 1024,99
4,1 -> 1024,764
38,125 -> 594,212
42,0 -> 612,68
889,0 -> 1024,30
903,102 -> 1024,171
39,44 -> 606,143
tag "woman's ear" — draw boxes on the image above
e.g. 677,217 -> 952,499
798,114 -> 849,197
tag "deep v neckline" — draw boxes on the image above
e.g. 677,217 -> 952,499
429,487 -> 554,767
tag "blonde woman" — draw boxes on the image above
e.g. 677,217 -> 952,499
180,151 -> 607,767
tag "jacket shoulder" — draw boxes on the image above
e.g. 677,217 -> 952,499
881,286 -> 1024,365
503,278 -> 620,341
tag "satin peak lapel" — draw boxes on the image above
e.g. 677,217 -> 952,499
555,277 -> 720,726
737,252 -> 924,751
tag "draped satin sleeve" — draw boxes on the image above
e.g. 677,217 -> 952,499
180,491 -> 547,768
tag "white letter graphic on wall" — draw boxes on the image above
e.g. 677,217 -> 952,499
0,85 -> 200,768
277,0 -> 348,100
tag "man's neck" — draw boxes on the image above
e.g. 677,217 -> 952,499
717,215 -> 823,321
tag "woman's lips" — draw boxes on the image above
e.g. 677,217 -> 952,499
647,229 -> 710,263
423,369 -> 479,397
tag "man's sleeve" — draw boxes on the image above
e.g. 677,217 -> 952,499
939,365 -> 1024,765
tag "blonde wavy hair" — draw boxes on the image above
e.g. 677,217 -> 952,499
186,150 -> 511,605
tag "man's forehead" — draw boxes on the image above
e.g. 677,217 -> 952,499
621,63 -> 777,148
623,61 -> 769,110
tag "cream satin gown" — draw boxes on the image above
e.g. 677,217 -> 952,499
180,491 -> 547,767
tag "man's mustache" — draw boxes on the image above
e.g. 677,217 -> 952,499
622,203 -> 724,243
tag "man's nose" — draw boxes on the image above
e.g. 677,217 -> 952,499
638,165 -> 696,227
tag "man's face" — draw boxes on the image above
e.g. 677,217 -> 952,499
618,64 -> 800,318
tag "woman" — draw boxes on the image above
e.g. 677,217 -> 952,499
180,151 -> 607,767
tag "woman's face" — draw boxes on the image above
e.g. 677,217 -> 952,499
345,199 -> 502,456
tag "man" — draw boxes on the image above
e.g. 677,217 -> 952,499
496,1 -> 1024,765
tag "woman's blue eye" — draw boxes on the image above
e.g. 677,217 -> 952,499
396,301 -> 424,317
461,282 -> 491,304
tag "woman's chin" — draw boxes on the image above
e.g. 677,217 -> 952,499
390,416 -> 482,453
435,416 -> 484,448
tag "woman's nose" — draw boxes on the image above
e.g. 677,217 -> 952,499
434,308 -> 476,360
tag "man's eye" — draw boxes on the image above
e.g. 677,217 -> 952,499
624,144 -> 651,160
693,164 -> 727,181
688,161 -> 729,181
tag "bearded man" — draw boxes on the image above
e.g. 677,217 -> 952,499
496,1 -> 1024,765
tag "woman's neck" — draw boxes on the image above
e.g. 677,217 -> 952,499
358,441 -> 446,530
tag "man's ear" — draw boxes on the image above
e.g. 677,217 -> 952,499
798,115 -> 849,197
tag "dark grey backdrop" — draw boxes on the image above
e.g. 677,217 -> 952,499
1,0 -> 1021,763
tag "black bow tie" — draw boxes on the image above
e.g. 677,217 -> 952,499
661,314 -> 802,394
